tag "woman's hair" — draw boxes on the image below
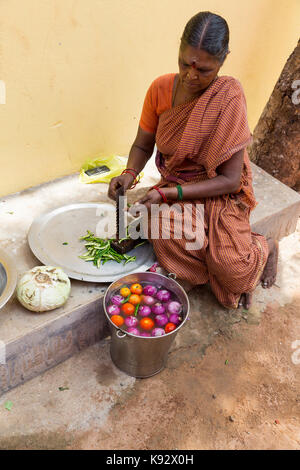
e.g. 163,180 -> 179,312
181,11 -> 230,64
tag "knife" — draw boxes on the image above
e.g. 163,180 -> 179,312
115,185 -> 125,241
111,186 -> 146,254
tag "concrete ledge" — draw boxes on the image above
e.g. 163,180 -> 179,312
250,164 -> 300,240
0,161 -> 300,395
0,298 -> 108,395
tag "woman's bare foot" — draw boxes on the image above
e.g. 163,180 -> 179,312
238,238 -> 278,310
238,292 -> 253,310
261,238 -> 279,288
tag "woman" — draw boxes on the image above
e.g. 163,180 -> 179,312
108,11 -> 278,310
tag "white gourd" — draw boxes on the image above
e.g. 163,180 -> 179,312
17,266 -> 71,312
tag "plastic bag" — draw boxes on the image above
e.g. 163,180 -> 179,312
79,155 -> 127,184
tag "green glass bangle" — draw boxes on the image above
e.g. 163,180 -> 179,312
176,184 -> 183,201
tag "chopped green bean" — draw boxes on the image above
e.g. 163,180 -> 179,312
78,230 -> 137,269
122,294 -> 131,304
134,303 -> 140,316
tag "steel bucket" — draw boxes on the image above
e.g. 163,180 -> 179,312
103,272 -> 190,378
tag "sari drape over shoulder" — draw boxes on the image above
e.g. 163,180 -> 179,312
140,75 -> 268,308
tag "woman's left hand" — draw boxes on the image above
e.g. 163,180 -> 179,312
134,189 -> 163,211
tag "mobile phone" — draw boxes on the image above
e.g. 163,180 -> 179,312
84,165 -> 110,176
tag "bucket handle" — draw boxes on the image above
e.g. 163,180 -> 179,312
116,329 -> 127,339
167,272 -> 177,280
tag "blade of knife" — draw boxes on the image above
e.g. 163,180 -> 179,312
116,186 -> 125,240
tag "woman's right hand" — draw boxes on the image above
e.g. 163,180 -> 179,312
108,173 -> 135,201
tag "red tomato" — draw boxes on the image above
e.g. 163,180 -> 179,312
121,302 -> 135,316
129,294 -> 141,305
140,317 -> 155,331
130,283 -> 143,295
165,322 -> 176,334
111,315 -> 124,327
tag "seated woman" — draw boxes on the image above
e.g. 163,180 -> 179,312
108,11 -> 278,310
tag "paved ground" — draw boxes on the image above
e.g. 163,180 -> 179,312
0,221 -> 299,450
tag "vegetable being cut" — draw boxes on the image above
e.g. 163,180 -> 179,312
79,230 -> 136,268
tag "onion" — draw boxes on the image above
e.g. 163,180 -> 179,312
151,328 -> 165,337
140,331 -> 151,337
127,327 -> 140,336
111,295 -> 123,306
151,302 -> 165,315
148,262 -> 158,273
138,305 -> 151,317
154,313 -> 168,327
142,285 -> 157,296
124,316 -> 138,328
167,301 -> 182,315
169,313 -> 182,325
141,295 -> 155,306
107,304 -> 121,315
156,289 -> 171,302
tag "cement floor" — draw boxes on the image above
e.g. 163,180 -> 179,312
0,220 -> 299,450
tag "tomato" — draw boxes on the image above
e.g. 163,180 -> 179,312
129,294 -> 141,305
120,287 -> 131,298
110,315 -> 124,327
165,322 -> 176,334
130,283 -> 143,295
140,317 -> 155,331
121,302 -> 135,316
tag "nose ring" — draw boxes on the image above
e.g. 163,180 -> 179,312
187,72 -> 198,79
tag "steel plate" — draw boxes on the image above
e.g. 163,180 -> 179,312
0,249 -> 18,310
28,203 -> 156,282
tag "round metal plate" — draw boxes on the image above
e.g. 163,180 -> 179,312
0,248 -> 18,310
28,203 -> 156,282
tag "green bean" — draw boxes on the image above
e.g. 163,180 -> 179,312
78,230 -> 137,269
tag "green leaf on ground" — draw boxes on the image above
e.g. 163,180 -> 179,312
62,242 -> 68,245
225,359 -> 229,365
58,386 -> 69,391
4,401 -> 13,411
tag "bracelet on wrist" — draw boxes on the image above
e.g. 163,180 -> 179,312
152,185 -> 168,203
121,169 -> 140,189
126,168 -> 139,176
176,184 -> 183,201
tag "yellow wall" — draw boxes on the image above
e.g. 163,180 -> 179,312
0,0 -> 299,197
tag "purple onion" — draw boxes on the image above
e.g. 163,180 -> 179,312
127,327 -> 140,336
151,302 -> 166,315
155,313 -> 168,327
138,305 -> 152,317
169,313 -> 182,325
140,331 -> 151,337
141,295 -> 155,306
151,328 -> 165,337
111,295 -> 123,306
124,316 -> 139,328
149,263 -> 158,273
143,285 -> 157,296
107,304 -> 121,315
167,301 -> 182,315
156,289 -> 171,302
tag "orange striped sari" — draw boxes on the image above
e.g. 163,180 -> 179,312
148,76 -> 268,308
